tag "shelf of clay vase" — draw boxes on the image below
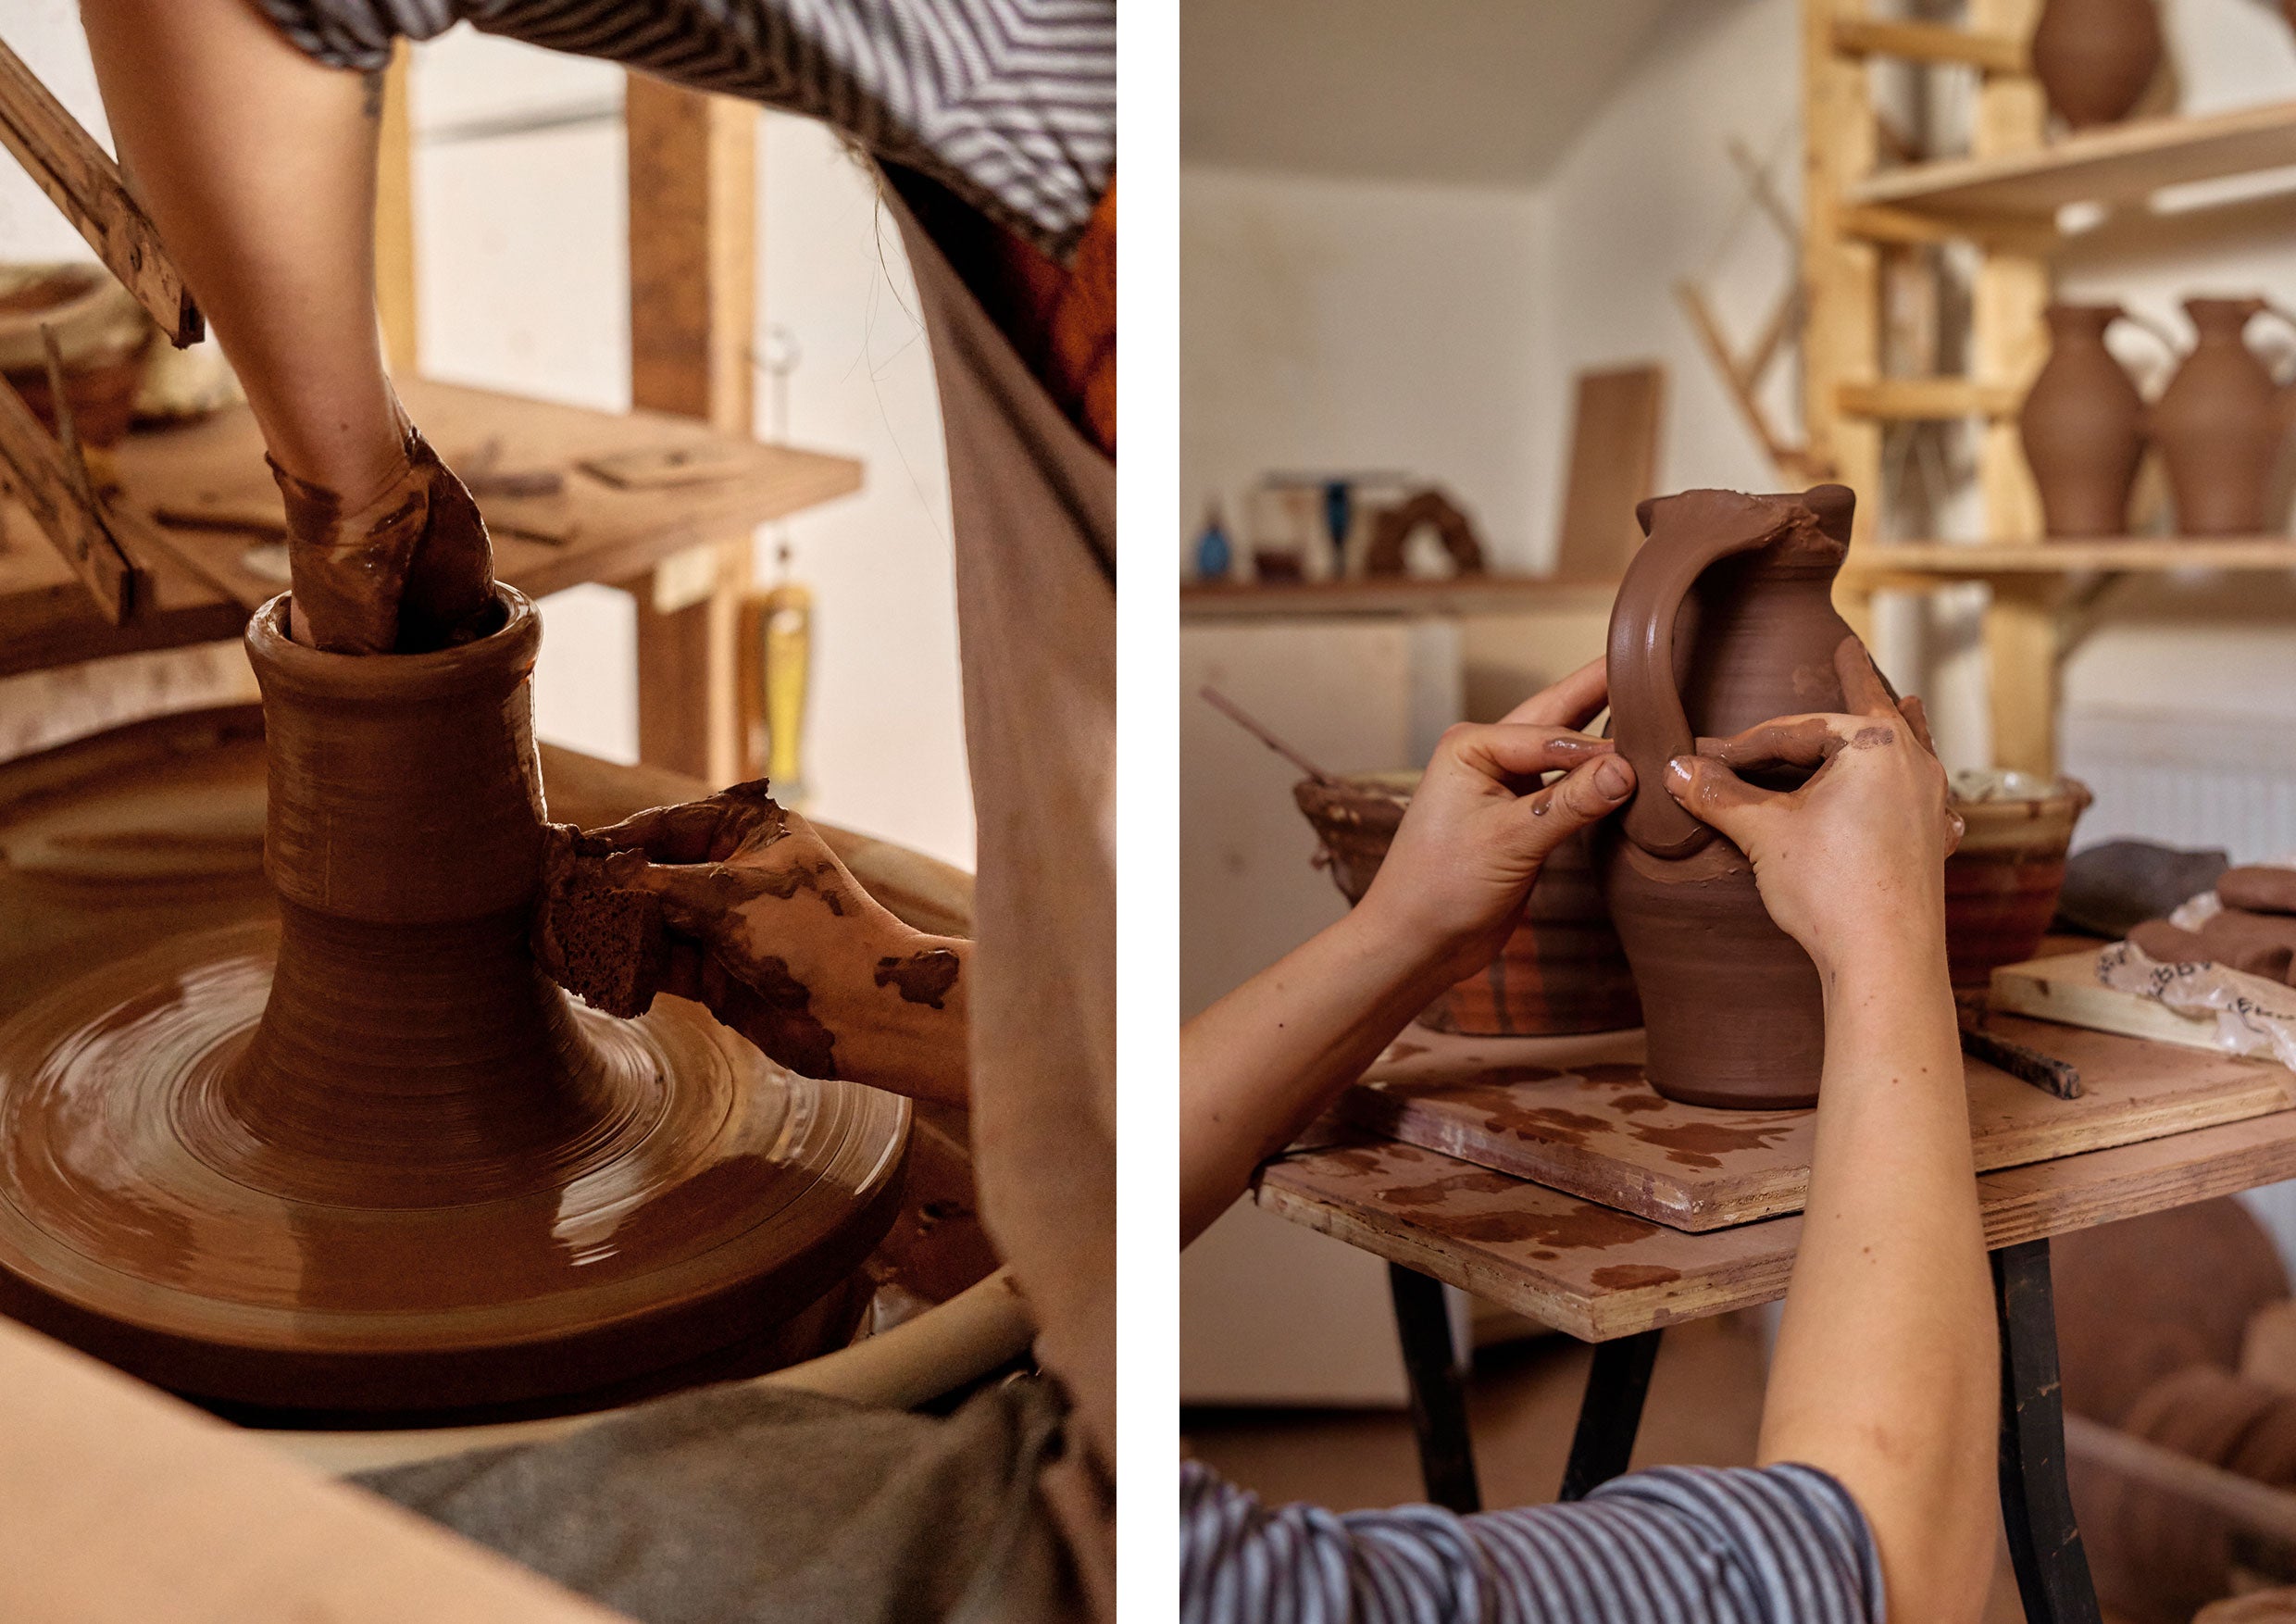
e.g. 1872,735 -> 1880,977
0,377 -> 862,679
1851,537 -> 2296,577
1180,574 -> 1621,620
1850,98 -> 2296,222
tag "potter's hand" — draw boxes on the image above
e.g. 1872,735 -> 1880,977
1357,658 -> 1636,985
582,782 -> 970,1106
1666,640 -> 1960,979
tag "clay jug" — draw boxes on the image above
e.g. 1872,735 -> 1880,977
2031,0 -> 2163,129
2021,304 -> 2150,537
2151,297 -> 2296,536
1596,485 -> 1866,1109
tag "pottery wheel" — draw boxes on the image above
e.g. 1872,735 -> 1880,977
0,918 -> 910,1415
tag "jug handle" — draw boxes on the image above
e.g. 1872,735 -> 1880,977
1609,504 -> 1802,859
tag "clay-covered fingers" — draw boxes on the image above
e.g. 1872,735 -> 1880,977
1897,692 -> 1938,758
1444,719 -> 1615,791
600,849 -> 754,944
1510,754 -> 1635,850
1497,656 -> 1608,731
1832,637 -> 1899,718
575,780 -> 781,864
1662,753 -> 1778,843
1693,715 -> 1844,775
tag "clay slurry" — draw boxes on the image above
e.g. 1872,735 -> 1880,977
876,947 -> 962,1008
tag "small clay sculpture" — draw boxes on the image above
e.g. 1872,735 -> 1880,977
2199,908 -> 2296,982
2219,866 -> 2296,916
2030,0 -> 2163,128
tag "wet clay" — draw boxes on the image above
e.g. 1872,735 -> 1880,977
0,588 -> 909,1415
875,947 -> 962,1008
2129,909 -> 2296,985
2030,0 -> 2163,128
2020,305 -> 2149,538
2151,298 -> 2296,537
2219,867 -> 2296,916
1597,486 -> 1860,1108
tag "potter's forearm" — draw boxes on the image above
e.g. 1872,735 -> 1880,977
1180,909 -> 1449,1244
1759,939 -> 1996,1622
831,933 -> 971,1107
81,0 -> 403,495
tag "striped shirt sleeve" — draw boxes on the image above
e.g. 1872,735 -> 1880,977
1180,1459 -> 1885,1624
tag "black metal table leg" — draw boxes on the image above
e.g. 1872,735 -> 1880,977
1559,1329 -> 1665,1501
1388,1262 -> 1481,1513
1994,1239 -> 2103,1624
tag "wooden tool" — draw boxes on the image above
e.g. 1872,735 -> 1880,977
1198,685 -> 1335,784
0,37 -> 201,346
1993,948 -> 2231,1054
1962,1018 -> 2084,1100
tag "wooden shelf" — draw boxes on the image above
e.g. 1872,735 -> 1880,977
1852,537 -> 2296,576
1829,18 -> 2024,74
1851,98 -> 2296,220
1838,377 -> 2021,418
0,378 -> 862,679
1180,574 -> 1618,621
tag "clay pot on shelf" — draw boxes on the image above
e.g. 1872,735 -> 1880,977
1943,769 -> 2093,993
2150,297 -> 2296,537
2030,0 -> 2164,130
2020,304 -> 2152,538
1293,772 -> 1641,1036
1595,484 -> 1866,1110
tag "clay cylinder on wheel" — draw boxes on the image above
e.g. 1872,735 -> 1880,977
1597,486 -> 1863,1109
2021,304 -> 2149,538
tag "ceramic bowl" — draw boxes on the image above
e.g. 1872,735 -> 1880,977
1944,769 -> 2094,993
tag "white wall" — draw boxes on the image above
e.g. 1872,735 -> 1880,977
1180,167 -> 1545,570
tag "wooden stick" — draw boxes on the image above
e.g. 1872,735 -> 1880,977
0,35 -> 202,346
0,358 -> 137,623
1962,1019 -> 2084,1100
1198,686 -> 1335,784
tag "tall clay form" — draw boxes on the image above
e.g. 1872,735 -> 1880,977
1597,486 -> 1865,1109
2021,305 -> 2149,538
0,586 -> 907,1415
2152,298 -> 2296,536
2030,0 -> 2163,129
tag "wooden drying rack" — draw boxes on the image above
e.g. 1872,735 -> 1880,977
0,39 -> 857,786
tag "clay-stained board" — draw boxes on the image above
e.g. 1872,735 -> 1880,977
1258,1106 -> 2296,1342
1341,1017 -> 2290,1232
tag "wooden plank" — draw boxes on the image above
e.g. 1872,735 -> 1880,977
0,36 -> 200,346
1258,1106 -> 2296,1341
1840,200 -> 2057,253
1852,98 -> 2296,218
1339,1017 -> 2288,1231
374,42 -> 418,376
1968,0 -> 2051,552
1987,574 -> 2065,775
1180,576 -> 1619,621
1830,18 -> 2026,73
1554,366 -> 1665,581
1799,0 -> 1880,526
0,369 -> 137,623
1853,538 -> 2296,573
1837,377 -> 2024,418
1992,949 -> 2233,1051
625,76 -> 758,786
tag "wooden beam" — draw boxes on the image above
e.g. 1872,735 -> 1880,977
1837,377 -> 2023,418
1971,0 -> 2050,546
624,76 -> 757,785
374,42 -> 418,375
1841,201 -> 2057,254
1986,576 -> 2065,775
0,36 -> 200,346
1801,0 -> 1882,543
1830,18 -> 2027,74
0,368 -> 137,623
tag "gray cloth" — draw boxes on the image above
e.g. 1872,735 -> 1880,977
355,1375 -> 1082,1624
254,0 -> 1116,256
2057,839 -> 2232,938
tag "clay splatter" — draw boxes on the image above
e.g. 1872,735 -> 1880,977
1591,1264 -> 1682,1290
1378,1168 -> 1523,1208
1849,725 -> 1896,749
1441,1200 -> 1657,1251
875,947 -> 961,1009
1630,1118 -> 1801,1170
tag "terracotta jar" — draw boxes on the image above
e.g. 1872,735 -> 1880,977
2030,0 -> 2163,129
2020,304 -> 2150,538
1294,773 -> 1640,1036
1596,485 -> 1866,1109
2151,297 -> 2296,537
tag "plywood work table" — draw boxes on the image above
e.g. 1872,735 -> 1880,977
1256,1021 -> 2296,1624
0,379 -> 863,680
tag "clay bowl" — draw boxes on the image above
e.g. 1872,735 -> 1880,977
1944,769 -> 2093,993
1292,772 -> 1641,1036
0,262 -> 152,450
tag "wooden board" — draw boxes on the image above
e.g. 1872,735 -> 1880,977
1258,1105 -> 2296,1342
0,379 -> 860,678
1553,366 -> 1664,581
1340,1014 -> 2288,1231
1179,575 -> 1618,622
1991,948 -> 2233,1051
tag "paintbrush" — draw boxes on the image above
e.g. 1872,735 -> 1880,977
1198,687 -> 1336,784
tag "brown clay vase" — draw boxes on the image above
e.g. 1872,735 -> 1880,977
2151,297 -> 2296,536
2021,305 -> 2150,538
2030,0 -> 2164,129
1293,774 -> 1641,1035
1596,485 -> 1867,1109
0,587 -> 909,1417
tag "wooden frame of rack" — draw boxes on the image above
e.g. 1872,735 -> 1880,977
1803,0 -> 2296,775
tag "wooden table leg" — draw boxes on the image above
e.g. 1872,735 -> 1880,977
1388,1263 -> 1480,1514
1994,1238 -> 2103,1624
1559,1329 -> 1664,1502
